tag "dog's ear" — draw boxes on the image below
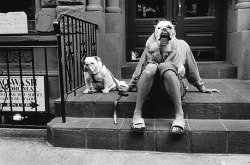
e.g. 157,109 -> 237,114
81,56 -> 86,63
170,19 -> 177,26
94,56 -> 101,61
153,19 -> 160,27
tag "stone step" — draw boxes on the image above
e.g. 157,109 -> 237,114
47,117 -> 250,154
55,79 -> 250,120
121,62 -> 237,79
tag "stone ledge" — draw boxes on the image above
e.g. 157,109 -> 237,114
0,128 -> 47,139
0,34 -> 57,43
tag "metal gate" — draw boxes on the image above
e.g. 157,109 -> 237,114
0,45 -> 56,128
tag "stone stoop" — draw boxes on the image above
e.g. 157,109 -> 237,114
54,79 -> 250,120
47,118 -> 250,154
49,79 -> 250,154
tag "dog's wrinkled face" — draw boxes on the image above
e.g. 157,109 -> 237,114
83,56 -> 101,73
154,20 -> 176,42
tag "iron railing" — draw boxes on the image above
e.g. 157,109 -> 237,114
0,45 -> 56,128
53,14 -> 98,123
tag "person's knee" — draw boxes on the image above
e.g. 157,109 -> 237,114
143,64 -> 157,78
162,70 -> 176,79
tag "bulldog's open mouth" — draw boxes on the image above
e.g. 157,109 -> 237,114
159,31 -> 171,41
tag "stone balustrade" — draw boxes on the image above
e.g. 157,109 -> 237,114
41,0 -> 122,13
86,0 -> 121,13
105,0 -> 121,13
86,0 -> 103,11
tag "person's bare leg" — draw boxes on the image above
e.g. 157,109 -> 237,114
162,70 -> 184,133
132,64 -> 157,129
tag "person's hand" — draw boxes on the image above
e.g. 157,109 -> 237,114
202,88 -> 220,94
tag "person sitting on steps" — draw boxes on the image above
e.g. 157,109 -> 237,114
126,19 -> 219,135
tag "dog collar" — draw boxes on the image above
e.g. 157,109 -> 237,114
92,63 -> 103,75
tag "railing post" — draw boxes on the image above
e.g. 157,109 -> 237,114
53,19 -> 66,123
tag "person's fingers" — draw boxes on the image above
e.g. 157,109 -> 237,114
205,89 -> 220,93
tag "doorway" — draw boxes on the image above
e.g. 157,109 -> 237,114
126,0 -> 226,62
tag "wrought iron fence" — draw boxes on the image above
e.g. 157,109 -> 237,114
53,14 -> 98,123
0,45 -> 56,128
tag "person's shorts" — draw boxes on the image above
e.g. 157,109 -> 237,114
143,62 -> 187,100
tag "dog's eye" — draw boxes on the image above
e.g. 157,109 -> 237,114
90,62 -> 94,65
167,26 -> 172,29
158,27 -> 161,29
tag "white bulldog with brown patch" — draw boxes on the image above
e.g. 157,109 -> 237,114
83,56 -> 127,94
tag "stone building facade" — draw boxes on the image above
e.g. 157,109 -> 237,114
36,0 -> 250,80
226,0 -> 250,80
1,0 -> 250,80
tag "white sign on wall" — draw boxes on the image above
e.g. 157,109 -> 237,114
0,12 -> 28,34
0,76 -> 45,112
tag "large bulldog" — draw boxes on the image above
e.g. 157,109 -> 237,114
145,19 -> 185,76
83,56 -> 127,94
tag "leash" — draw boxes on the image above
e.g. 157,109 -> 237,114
109,71 -> 129,124
113,95 -> 123,124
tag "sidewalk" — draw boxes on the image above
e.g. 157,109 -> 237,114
0,137 -> 250,165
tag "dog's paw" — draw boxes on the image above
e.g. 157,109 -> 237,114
102,88 -> 110,94
83,89 -> 90,94
83,88 -> 97,94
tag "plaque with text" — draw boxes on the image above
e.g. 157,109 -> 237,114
0,12 -> 28,34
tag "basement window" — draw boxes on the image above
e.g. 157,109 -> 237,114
0,0 -> 38,33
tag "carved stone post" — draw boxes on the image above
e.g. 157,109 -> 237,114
232,0 -> 250,80
234,0 -> 250,31
105,0 -> 121,13
86,0 -> 103,11
235,0 -> 250,9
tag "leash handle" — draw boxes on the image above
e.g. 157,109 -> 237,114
109,71 -> 129,96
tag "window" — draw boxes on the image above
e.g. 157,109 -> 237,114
0,0 -> 37,33
186,0 -> 215,17
136,0 -> 164,18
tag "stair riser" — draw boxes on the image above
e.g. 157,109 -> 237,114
55,102 -> 250,120
47,118 -> 250,154
48,127 -> 250,154
121,63 -> 237,79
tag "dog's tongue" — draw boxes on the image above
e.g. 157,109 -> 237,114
159,33 -> 171,41
160,37 -> 169,45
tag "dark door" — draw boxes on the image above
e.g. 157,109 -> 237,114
126,0 -> 225,62
176,0 -> 225,60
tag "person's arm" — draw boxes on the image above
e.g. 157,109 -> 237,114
184,45 -> 219,93
126,48 -> 147,92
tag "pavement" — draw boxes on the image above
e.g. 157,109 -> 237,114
0,137 -> 250,165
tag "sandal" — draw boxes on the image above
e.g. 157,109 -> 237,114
170,119 -> 186,135
131,118 -> 146,132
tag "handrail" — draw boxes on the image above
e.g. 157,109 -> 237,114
53,14 -> 98,123
53,14 -> 98,35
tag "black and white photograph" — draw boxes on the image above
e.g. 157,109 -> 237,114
0,0 -> 250,164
